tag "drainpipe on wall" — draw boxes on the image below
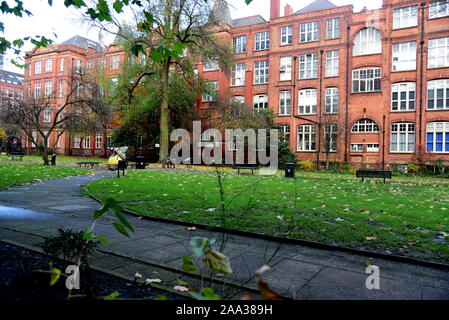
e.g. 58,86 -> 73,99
382,114 -> 386,170
317,49 -> 324,170
292,56 -> 297,151
418,2 -> 426,161
344,17 -> 351,164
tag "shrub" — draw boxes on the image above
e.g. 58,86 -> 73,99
348,165 -> 357,174
278,141 -> 297,169
298,160 -> 314,171
406,162 -> 421,173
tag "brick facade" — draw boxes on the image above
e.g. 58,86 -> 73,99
198,0 -> 449,167
21,0 -> 449,166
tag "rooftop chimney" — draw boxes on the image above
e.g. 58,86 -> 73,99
270,0 -> 280,20
284,4 -> 293,16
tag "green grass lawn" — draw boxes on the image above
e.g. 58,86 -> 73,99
0,154 -> 108,165
87,170 -> 449,263
0,161 -> 89,189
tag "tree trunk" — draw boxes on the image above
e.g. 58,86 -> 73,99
41,142 -> 49,165
159,60 -> 170,162
325,151 -> 330,170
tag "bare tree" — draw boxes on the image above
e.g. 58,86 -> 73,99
321,113 -> 344,170
83,0 -> 231,161
0,69 -> 112,164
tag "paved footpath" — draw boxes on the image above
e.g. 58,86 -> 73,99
0,170 -> 449,300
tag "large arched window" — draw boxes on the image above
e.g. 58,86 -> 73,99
353,28 -> 382,56
427,122 -> 449,153
351,119 -> 379,133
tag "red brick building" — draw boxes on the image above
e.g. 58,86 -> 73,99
22,0 -> 449,166
0,69 -> 24,150
198,0 -> 449,167
23,36 -> 125,156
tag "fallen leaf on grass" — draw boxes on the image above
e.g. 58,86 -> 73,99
145,278 -> 162,284
365,237 -> 377,241
134,272 -> 143,279
187,226 -> 197,231
174,285 -> 189,292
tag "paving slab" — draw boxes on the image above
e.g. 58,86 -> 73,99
0,171 -> 448,300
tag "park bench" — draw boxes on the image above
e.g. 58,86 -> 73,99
108,160 -> 127,178
75,161 -> 101,169
8,151 -> 25,161
356,168 -> 392,184
232,164 -> 259,175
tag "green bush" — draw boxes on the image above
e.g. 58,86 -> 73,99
407,162 -> 421,173
278,141 -> 297,169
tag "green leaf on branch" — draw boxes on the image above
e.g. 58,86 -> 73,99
112,222 -> 130,237
189,237 -> 215,257
49,263 -> 62,286
114,210 -> 134,233
203,249 -> 232,274
189,288 -> 220,300
104,291 -> 120,300
113,0 -> 124,13
182,255 -> 198,274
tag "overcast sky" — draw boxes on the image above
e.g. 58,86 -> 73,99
1,0 -> 383,73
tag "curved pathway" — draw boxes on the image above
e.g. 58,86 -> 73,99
0,169 -> 448,300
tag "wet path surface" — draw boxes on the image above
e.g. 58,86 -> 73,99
0,171 -> 448,299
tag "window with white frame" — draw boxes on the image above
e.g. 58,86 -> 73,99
45,59 -> 53,72
254,60 -> 269,84
428,37 -> 449,69
325,87 -> 338,114
202,81 -> 218,102
107,136 -> 112,148
429,1 -> 449,18
391,123 -> 415,152
393,6 -> 418,29
74,137 -> 81,149
231,63 -> 245,86
43,107 -> 51,122
203,58 -> 219,71
87,60 -> 94,69
31,131 -> 38,147
298,89 -> 317,115
35,61 -> 42,75
427,79 -> 449,110
351,119 -> 379,132
281,25 -> 292,45
300,21 -> 318,43
95,133 -> 103,149
353,28 -> 381,56
99,59 -> 105,69
325,50 -> 339,77
427,122 -> 449,152
392,41 -> 416,71
59,58 -> 64,72
75,59 -> 83,73
352,68 -> 381,93
279,56 -> 292,81
392,82 -> 416,111
58,80 -> 64,98
84,137 -> 90,149
351,143 -> 364,152
233,36 -> 246,53
255,32 -> 269,51
34,82 -> 41,99
326,18 -> 340,39
299,53 -> 318,79
45,80 -> 52,97
324,125 -> 337,152
279,125 -> 290,142
279,91 -> 291,115
42,131 -> 50,147
110,55 -> 120,70
367,144 -> 379,152
253,94 -> 268,112
231,96 -> 245,104
297,125 -> 316,151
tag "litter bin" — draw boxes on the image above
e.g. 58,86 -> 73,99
51,154 -> 57,166
135,156 -> 146,169
285,162 -> 295,178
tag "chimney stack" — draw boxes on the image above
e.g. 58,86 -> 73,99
284,4 -> 293,16
270,0 -> 280,20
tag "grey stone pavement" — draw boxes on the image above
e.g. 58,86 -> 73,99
0,170 -> 449,300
